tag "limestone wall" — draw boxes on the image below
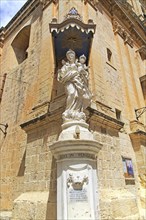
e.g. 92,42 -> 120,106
0,0 -> 145,219
0,3 -> 55,211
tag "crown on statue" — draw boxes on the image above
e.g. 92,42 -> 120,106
66,49 -> 75,57
80,54 -> 86,60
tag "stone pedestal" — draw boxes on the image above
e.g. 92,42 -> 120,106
50,121 -> 102,220
58,121 -> 93,140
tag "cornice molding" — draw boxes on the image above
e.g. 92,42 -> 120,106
136,45 -> 146,60
49,8 -> 96,34
112,18 -> 134,47
98,0 -> 146,47
49,18 -> 96,34
0,28 -> 5,48
87,107 -> 124,131
20,110 -> 62,132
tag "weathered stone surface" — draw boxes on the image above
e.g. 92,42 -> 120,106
12,192 -> 49,220
0,212 -> 12,220
0,0 -> 145,219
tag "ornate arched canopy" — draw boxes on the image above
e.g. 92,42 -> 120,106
49,8 -> 96,66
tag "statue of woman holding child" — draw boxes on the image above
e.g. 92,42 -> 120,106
57,49 -> 92,122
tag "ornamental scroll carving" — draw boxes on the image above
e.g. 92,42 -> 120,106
112,19 -> 134,48
67,174 -> 89,190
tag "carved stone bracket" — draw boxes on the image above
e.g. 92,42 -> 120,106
112,18 -> 134,47
136,45 -> 146,60
84,0 -> 99,11
115,0 -> 146,30
98,0 -> 145,47
39,0 -> 58,7
0,28 -> 5,48
130,130 -> 146,151
130,120 -> 145,133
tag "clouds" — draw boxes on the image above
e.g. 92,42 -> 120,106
0,0 -> 27,27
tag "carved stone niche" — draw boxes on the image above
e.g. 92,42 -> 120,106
49,7 -> 96,66
49,7 -> 96,99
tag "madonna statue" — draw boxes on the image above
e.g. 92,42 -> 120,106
57,49 -> 92,122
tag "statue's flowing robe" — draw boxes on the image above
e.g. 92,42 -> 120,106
58,63 -> 91,120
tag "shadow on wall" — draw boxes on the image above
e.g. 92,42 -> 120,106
46,157 -> 57,220
17,150 -> 26,176
18,120 -> 60,219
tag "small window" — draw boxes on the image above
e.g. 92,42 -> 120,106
122,157 -> 135,185
115,109 -> 121,120
101,127 -> 107,134
140,75 -> 146,102
11,25 -> 31,64
107,48 -> 112,62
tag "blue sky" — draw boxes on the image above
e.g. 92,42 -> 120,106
0,0 -> 27,28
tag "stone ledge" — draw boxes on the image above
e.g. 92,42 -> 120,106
20,105 -> 124,132
20,113 -> 49,129
87,107 -> 124,131
20,108 -> 62,132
